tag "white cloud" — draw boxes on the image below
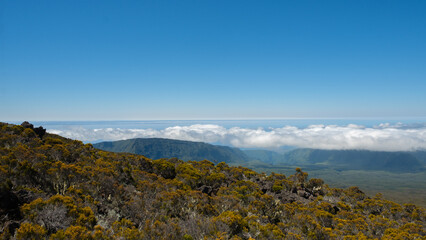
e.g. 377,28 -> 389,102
48,123 -> 426,151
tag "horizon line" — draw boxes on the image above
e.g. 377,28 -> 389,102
4,116 -> 426,123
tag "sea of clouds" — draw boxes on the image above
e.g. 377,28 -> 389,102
48,123 -> 426,152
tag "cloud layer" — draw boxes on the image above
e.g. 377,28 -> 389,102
48,123 -> 426,151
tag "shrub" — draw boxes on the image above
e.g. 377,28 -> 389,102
15,222 -> 47,240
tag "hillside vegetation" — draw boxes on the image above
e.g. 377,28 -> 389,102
0,122 -> 425,239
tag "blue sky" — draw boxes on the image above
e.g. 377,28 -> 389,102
1,0 -> 426,121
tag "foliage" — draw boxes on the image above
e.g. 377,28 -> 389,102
0,122 -> 425,239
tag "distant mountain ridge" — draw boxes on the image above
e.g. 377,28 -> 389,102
94,138 -> 248,164
94,138 -> 425,173
245,148 -> 425,172
284,149 -> 424,172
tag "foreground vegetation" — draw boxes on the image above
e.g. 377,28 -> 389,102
0,122 -> 425,239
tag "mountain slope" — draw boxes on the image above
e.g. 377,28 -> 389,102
0,122 -> 425,239
94,138 -> 249,164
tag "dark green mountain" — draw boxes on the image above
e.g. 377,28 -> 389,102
94,138 -> 249,164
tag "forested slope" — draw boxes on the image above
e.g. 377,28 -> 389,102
94,138 -> 248,164
0,122 -> 425,239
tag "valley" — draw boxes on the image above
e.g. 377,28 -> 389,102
95,137 -> 426,207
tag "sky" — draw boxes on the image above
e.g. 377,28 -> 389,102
1,0 -> 426,121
